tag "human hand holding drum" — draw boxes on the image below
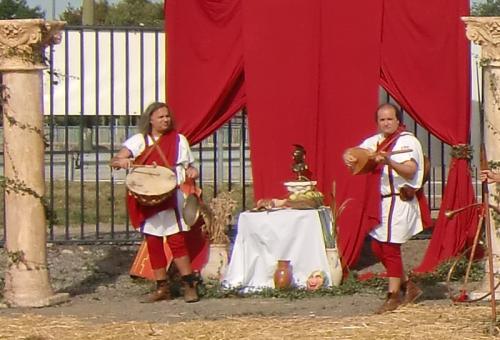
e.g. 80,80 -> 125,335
110,157 -> 132,170
343,147 -> 378,174
185,166 -> 199,179
110,147 -> 133,170
343,147 -> 412,175
480,169 -> 500,184
373,150 -> 390,164
342,150 -> 358,169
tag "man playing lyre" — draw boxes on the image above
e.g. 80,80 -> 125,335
343,103 -> 426,313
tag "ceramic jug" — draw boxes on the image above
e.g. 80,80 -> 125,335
273,260 -> 293,289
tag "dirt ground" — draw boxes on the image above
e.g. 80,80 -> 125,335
0,238 -> 462,327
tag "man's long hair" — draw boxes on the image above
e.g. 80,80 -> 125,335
137,102 -> 175,135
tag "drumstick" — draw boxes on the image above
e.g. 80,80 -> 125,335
131,170 -> 160,176
129,164 -> 160,168
109,164 -> 159,171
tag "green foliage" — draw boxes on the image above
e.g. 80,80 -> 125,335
197,273 -> 385,300
60,0 -> 164,27
412,257 -> 485,287
0,0 -> 44,20
106,0 -> 163,27
60,1 -> 110,26
49,181 -> 128,225
194,259 -> 486,300
58,4 -> 83,25
472,0 -> 500,16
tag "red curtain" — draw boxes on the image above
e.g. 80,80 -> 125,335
165,0 -> 246,144
165,0 -> 473,272
241,0 -> 383,201
308,0 -> 384,269
379,0 -> 476,272
241,0 -> 322,200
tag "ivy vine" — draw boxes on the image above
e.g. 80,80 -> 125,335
480,57 -> 492,67
6,249 -> 47,270
2,45 -> 43,66
486,160 -> 500,237
6,249 -> 26,268
0,84 -> 57,225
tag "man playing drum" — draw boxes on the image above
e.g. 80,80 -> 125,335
343,103 -> 426,314
111,102 -> 201,303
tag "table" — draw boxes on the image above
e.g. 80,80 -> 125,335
223,208 -> 333,290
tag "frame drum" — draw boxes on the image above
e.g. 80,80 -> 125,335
126,165 -> 177,206
347,147 -> 377,175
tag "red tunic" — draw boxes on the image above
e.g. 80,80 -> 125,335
126,131 -> 180,229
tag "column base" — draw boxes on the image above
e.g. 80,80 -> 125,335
4,267 -> 69,307
5,293 -> 70,308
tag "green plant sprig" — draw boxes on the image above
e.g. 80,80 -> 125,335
0,85 -> 57,224
6,249 -> 48,270
324,181 -> 351,248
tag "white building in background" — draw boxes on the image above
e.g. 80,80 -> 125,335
43,29 -> 484,163
37,27 -> 480,195
43,28 -> 166,117
42,29 -> 482,165
44,30 -> 481,116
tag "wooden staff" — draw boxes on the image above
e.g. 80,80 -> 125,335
480,143 -> 497,325
476,63 -> 498,331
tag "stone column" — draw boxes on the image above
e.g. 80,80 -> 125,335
0,19 -> 68,307
463,17 -> 500,298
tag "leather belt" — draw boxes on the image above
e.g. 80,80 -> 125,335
381,193 -> 399,199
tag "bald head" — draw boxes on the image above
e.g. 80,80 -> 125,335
375,103 -> 403,123
376,103 -> 402,136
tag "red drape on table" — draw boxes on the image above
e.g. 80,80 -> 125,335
165,0 -> 474,271
165,0 -> 246,144
379,0 -> 477,273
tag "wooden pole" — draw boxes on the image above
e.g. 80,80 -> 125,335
481,144 -> 497,330
82,0 -> 95,25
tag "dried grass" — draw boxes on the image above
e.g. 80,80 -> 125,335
1,304 -> 499,339
202,191 -> 237,244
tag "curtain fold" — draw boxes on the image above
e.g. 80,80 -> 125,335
165,0 -> 474,273
379,0 -> 475,272
165,0 -> 245,144
241,0 -> 321,200
317,0 -> 384,269
241,0 -> 383,204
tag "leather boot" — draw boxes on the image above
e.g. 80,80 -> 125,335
375,292 -> 402,314
401,280 -> 423,305
141,279 -> 171,303
182,274 -> 200,303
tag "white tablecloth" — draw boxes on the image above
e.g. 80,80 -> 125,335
223,208 -> 333,290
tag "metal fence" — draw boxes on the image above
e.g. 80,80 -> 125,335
0,26 -> 480,244
34,113 -> 251,244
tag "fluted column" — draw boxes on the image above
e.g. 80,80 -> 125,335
0,19 -> 68,307
463,17 -> 500,298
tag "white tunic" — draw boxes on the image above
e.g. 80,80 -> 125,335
123,133 -> 196,236
359,132 -> 424,243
